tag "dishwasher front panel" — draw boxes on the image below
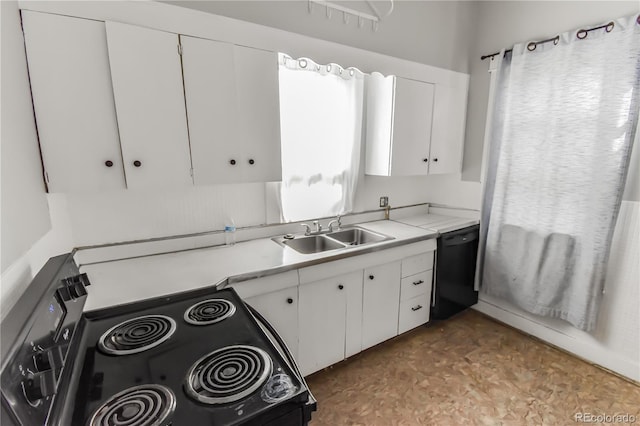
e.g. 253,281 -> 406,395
432,225 -> 479,319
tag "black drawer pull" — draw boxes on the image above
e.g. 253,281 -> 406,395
411,305 -> 423,311
105,160 -> 113,167
368,275 -> 374,280
286,298 -> 293,304
412,280 -> 424,286
133,160 -> 141,167
338,284 -> 344,290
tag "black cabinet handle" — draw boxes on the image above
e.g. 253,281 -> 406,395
433,158 -> 438,162
229,159 -> 236,165
248,159 -> 255,165
286,298 -> 293,304
411,305 -> 423,311
105,160 -> 113,167
368,275 -> 374,280
338,284 -> 344,290
133,160 -> 141,167
412,280 -> 424,286
422,158 -> 428,162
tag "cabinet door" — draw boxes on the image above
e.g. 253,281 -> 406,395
181,36 -> 241,185
244,287 -> 298,358
429,82 -> 468,175
22,12 -> 125,192
105,21 -> 192,189
234,46 -> 282,183
364,73 -> 395,176
362,261 -> 401,350
298,271 -> 361,376
390,77 -> 435,176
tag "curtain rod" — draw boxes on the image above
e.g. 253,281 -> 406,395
481,15 -> 639,61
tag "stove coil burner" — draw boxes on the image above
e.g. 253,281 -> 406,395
98,315 -> 176,356
89,384 -> 176,426
184,299 -> 236,326
185,345 -> 273,404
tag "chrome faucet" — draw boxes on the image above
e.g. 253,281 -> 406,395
300,221 -> 323,235
327,215 -> 342,232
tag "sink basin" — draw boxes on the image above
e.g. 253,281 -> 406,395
272,226 -> 394,255
327,227 -> 392,246
280,235 -> 345,254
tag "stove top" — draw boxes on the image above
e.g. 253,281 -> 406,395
70,288 -> 309,425
0,254 -> 314,426
88,384 -> 176,426
97,315 -> 177,356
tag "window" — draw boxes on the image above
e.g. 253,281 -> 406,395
277,54 -> 364,222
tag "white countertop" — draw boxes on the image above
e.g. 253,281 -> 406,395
80,220 -> 437,312
393,213 -> 479,234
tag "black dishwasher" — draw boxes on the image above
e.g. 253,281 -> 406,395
431,224 -> 479,319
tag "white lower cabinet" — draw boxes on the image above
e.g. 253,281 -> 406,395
244,287 -> 299,359
298,271 -> 362,376
398,293 -> 431,334
239,242 -> 436,377
361,261 -> 402,350
398,252 -> 434,333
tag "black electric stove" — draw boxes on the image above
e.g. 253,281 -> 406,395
1,253 -> 316,426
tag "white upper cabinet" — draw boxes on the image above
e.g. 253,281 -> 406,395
233,46 -> 282,183
429,83 -> 468,175
181,36 -> 239,184
365,72 -> 468,176
105,21 -> 193,190
182,37 -> 281,184
390,77 -> 435,175
21,11 -> 125,193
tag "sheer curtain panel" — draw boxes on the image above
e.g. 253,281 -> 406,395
277,54 -> 364,222
480,15 -> 640,331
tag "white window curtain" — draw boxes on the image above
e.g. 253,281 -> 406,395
277,53 -> 364,222
479,15 -> 640,331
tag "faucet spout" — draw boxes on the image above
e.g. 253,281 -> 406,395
328,215 -> 342,232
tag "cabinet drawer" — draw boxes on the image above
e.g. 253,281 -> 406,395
401,251 -> 434,277
400,270 -> 432,302
398,294 -> 430,334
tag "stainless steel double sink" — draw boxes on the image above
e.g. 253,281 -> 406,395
272,226 -> 394,254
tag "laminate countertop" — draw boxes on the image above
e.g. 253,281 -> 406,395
80,220 -> 437,312
393,213 -> 479,233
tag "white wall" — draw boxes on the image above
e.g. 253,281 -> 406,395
0,1 -> 73,317
163,1 -> 477,74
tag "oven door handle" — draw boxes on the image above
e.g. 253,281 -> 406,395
243,302 -> 317,417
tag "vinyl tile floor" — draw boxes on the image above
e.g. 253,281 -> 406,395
305,310 -> 640,426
